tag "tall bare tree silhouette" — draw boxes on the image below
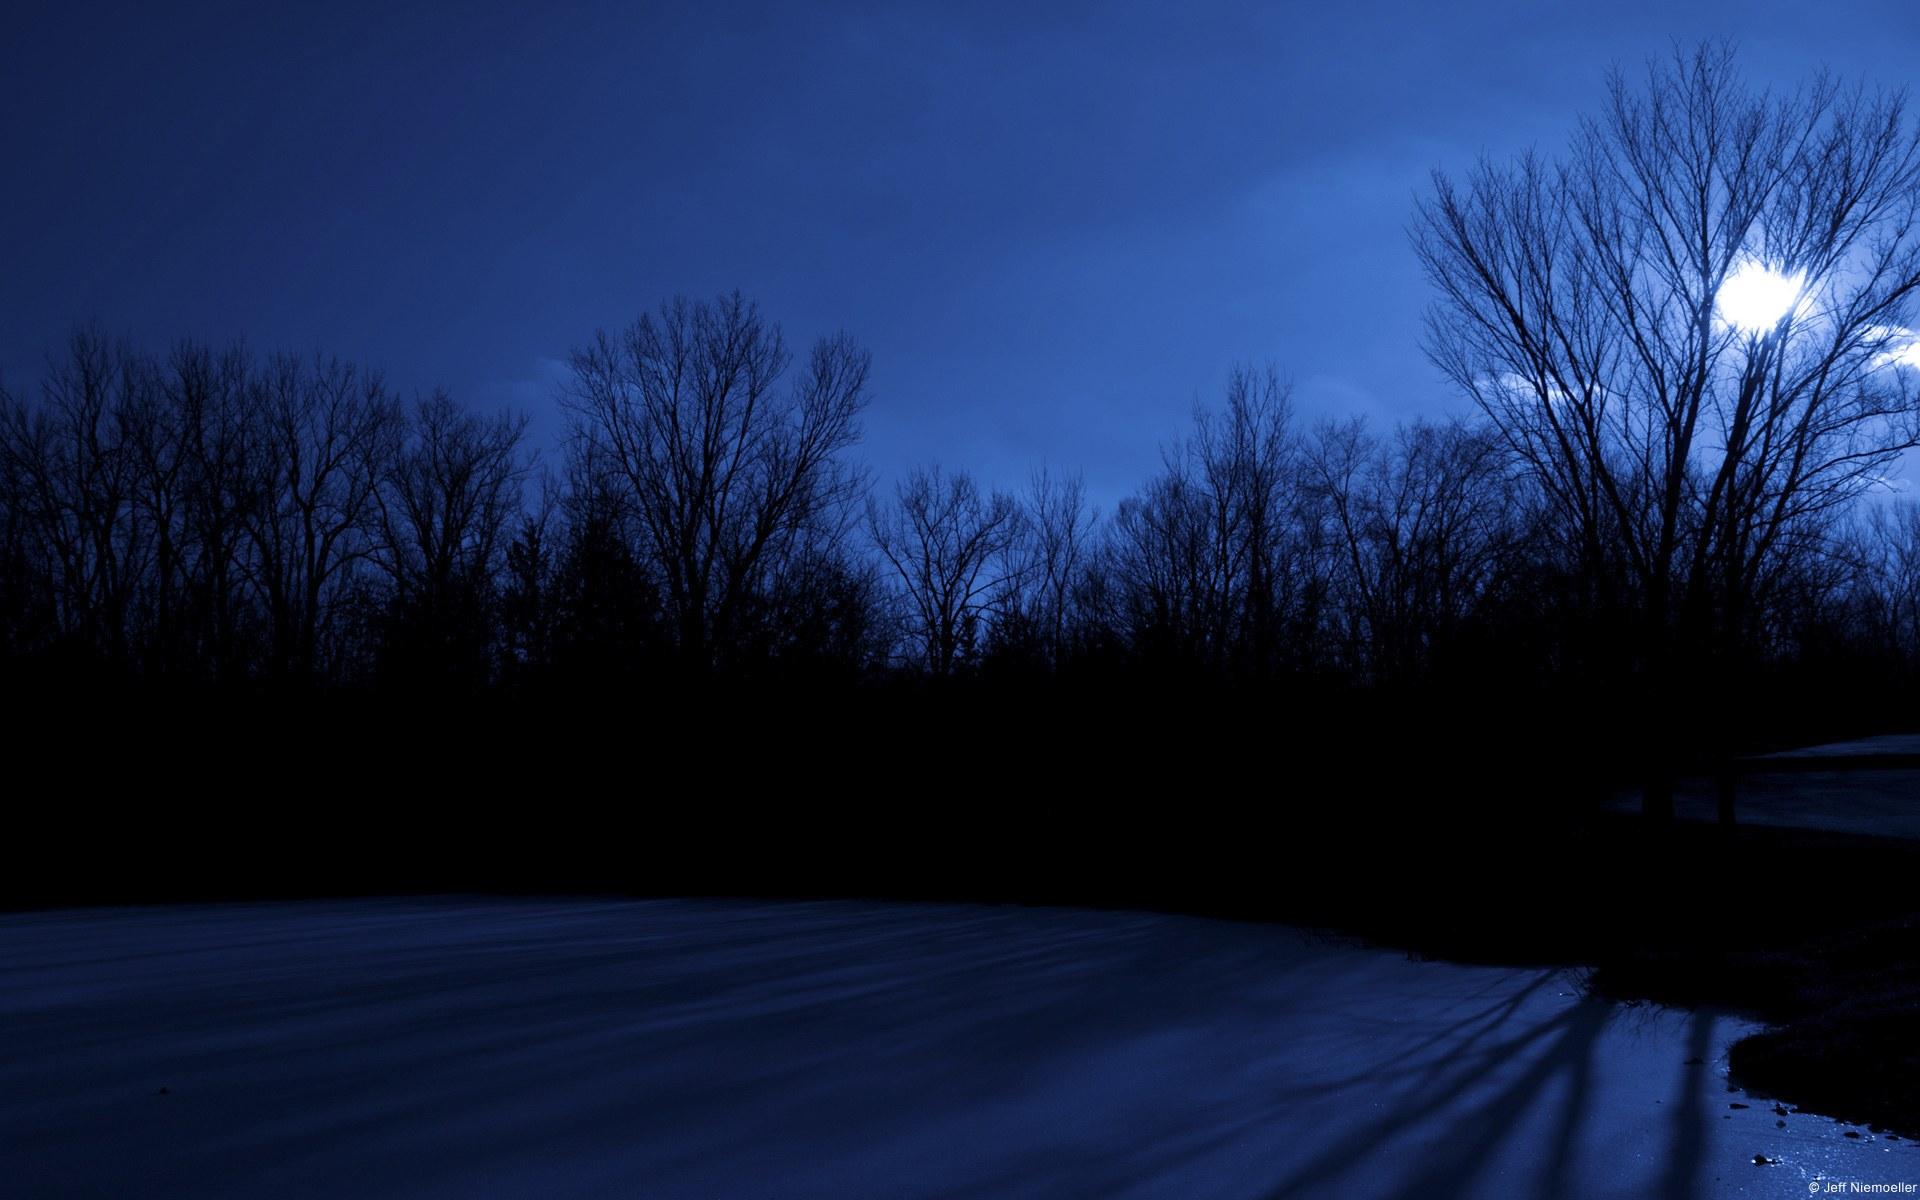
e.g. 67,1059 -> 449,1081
371,393 -> 531,687
1416,43 -> 1920,814
242,353 -> 402,684
870,464 -> 1021,676
561,292 -> 869,678
1102,367 -> 1328,677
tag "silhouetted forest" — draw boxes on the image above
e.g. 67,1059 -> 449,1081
5,49 -> 1920,801
3,302 -> 1917,755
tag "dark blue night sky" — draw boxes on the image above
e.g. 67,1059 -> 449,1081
5,0 -> 1917,506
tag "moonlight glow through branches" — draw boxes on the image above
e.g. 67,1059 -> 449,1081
1717,261 -> 1808,333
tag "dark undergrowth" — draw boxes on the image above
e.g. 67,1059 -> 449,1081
6,693 -> 1917,1139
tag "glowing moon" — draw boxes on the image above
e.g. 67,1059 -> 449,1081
1717,261 -> 1807,333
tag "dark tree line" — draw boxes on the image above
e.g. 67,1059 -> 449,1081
0,334 -> 534,694
6,52 -> 1920,773
5,304 -> 1918,725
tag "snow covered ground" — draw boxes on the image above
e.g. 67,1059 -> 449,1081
1606,733 -> 1920,839
1757,735 -> 1920,762
1,898 -> 1913,1199
1677,767 -> 1920,839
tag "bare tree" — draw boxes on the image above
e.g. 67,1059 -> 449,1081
562,292 -> 869,675
164,342 -> 259,683
1307,416 -> 1523,683
1105,367 -> 1326,675
500,471 -> 562,683
997,467 -> 1097,667
1415,44 -> 1920,811
1840,500 -> 1920,668
371,392 -> 531,684
240,353 -> 402,682
869,464 -> 1020,675
0,331 -> 153,664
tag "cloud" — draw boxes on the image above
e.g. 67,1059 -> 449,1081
1880,342 -> 1920,370
1487,372 -> 1569,405
1867,326 -> 1920,370
484,357 -> 572,409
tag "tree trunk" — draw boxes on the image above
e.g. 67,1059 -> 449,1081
1641,596 -> 1676,824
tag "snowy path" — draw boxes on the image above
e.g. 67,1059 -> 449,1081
1,899 -> 1911,1199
